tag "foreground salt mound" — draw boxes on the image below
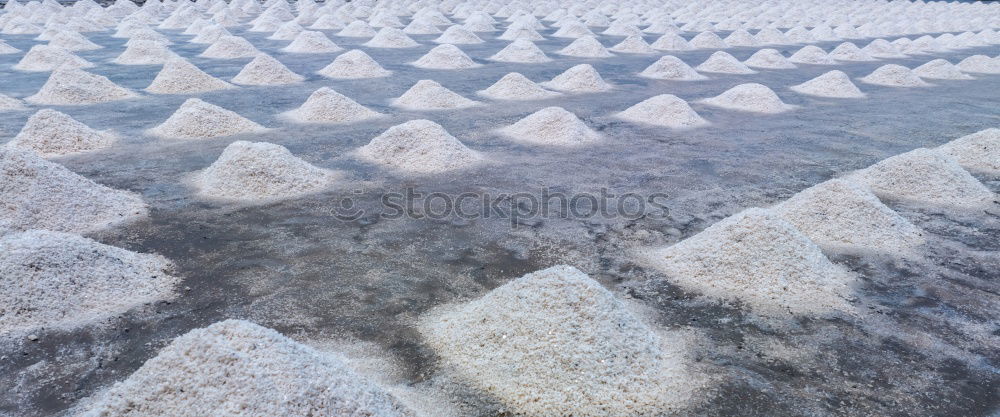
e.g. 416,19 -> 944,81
419,265 -> 696,417
77,320 -> 415,417
640,55 -> 706,80
616,94 -> 708,129
412,44 -> 480,69
282,30 -> 342,53
318,50 -> 391,79
0,148 -> 147,234
112,40 -> 175,65
914,59 -> 974,80
232,53 -> 304,86
478,72 -> 560,100
790,70 -> 865,98
850,148 -> 995,209
500,107 -> 600,146
489,39 -> 551,63
356,120 -> 482,174
26,68 -> 138,105
743,49 -> 796,69
938,128 -> 1000,175
643,208 -> 855,315
695,51 -> 756,74
701,83 -> 793,114
541,64 -> 611,93
859,64 -> 930,87
146,57 -> 234,94
14,45 -> 94,71
956,55 -> 1000,74
148,99 -> 267,139
773,179 -> 924,251
200,35 -> 260,59
8,109 -> 115,157
283,87 -> 382,124
193,141 -> 339,201
392,80 -> 480,110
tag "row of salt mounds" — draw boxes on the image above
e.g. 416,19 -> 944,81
14,44 -> 94,71
419,265 -> 698,417
0,148 -> 147,234
695,51 -> 756,74
914,59 -> 974,80
0,230 -> 177,335
499,107 -> 601,146
790,70 -> 866,99
489,39 -> 551,63
200,35 -> 260,59
616,94 -> 708,129
282,30 -> 342,53
477,72 -> 560,101
541,64 -> 612,93
412,44 -> 480,69
392,80 -> 480,110
26,67 -> 138,105
192,141 -> 340,201
318,49 -> 391,79
232,53 -> 304,86
112,40 -> 176,65
7,109 -> 115,157
282,87 -> 383,124
148,98 -> 267,139
859,64 -> 931,87
76,320 -> 416,417
640,55 -> 706,80
701,83 -> 794,114
146,57 -> 234,94
938,128 -> 1000,175
641,208 -> 856,316
848,148 -> 995,210
355,120 -> 482,174
743,49 -> 796,69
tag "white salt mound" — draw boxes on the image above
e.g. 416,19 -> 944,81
364,27 -> 420,48
478,72 -> 560,101
938,128 -> 1000,175
14,45 -> 94,71
0,40 -> 20,54
317,50 -> 391,79
232,53 -> 304,86
282,30 -> 342,53
193,141 -> 339,201
695,51 -> 756,74
412,44 -> 480,69
617,94 -> 708,129
392,80 -> 480,110
743,49 -> 796,69
435,25 -> 484,44
956,55 -> 1000,74
26,67 -> 138,105
0,93 -> 25,110
283,87 -> 383,124
49,31 -> 101,51
8,109 -> 115,157
788,45 -> 835,65
500,107 -> 600,146
419,265 -> 697,417
640,55 -> 707,80
541,64 -> 612,93
914,59 -> 974,80
148,98 -> 267,139
200,35 -> 260,59
0,230 -> 176,335
489,39 -> 551,63
145,57 -> 234,94
112,40 -> 175,65
850,148 -> 995,209
828,42 -> 874,61
643,208 -> 855,316
701,83 -> 793,114
76,320 -> 415,417
0,147 -> 148,234
356,119 -> 482,174
859,64 -> 930,87
790,70 -> 865,98
556,35 -> 613,58
610,35 -> 656,54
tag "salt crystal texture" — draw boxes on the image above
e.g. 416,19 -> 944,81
499,107 -> 600,146
640,55 -> 707,80
859,64 -> 930,87
938,128 -> 1000,175
616,94 -> 708,129
8,109 -> 115,157
193,141 -> 339,201
356,119 -> 482,174
412,44 -> 480,69
282,87 -> 383,124
790,70 -> 866,98
26,67 -> 138,105
14,45 -> 94,71
701,83 -> 793,114
282,30 -> 342,53
232,53 -> 304,86
317,50 -> 392,79
148,98 -> 267,139
145,57 -> 235,94
542,64 -> 612,92
850,148 -> 995,209
478,72 -> 560,101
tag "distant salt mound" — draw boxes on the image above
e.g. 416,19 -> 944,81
689,31 -> 728,49
701,83 -> 793,114
650,33 -> 693,51
640,55 -> 707,80
419,265 -> 696,417
200,35 -> 260,59
282,87 -> 382,124
77,320 -> 415,417
489,39 -> 551,63
26,68 -> 138,105
828,42 -> 874,61
435,25 -> 483,44
268,21 -> 303,41
191,26 -> 231,44
282,30 -> 342,53
0,148 -> 148,234
412,44 -> 480,69
364,27 -> 419,48
789,45 -> 835,65
790,70 -> 865,99
338,20 -> 377,37
695,51 -> 756,74
0,230 -> 177,335
643,208 -> 855,315
112,40 -> 176,65
957,55 -> 1000,74
392,80 -> 480,110
193,141 -> 339,201
49,31 -> 101,51
14,45 -> 94,71
8,109 -> 115,157
500,107 -> 600,146
0,93 -> 25,110
317,50 -> 391,79
478,72 -> 560,101
754,27 -> 791,45
773,179 -> 925,252
541,64 -> 612,93
859,64 -> 930,87
743,49 -> 796,69
146,57 -> 234,94
148,98 -> 267,139
356,119 -> 481,174
850,148 -> 995,209
938,128 -> 1000,175
724,28 -> 759,47
914,59 -> 974,80
556,35 -> 612,58
616,94 -> 708,129
232,53 -> 304,86
609,35 -> 656,54
863,39 -> 906,58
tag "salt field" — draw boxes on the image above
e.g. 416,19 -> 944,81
0,0 -> 999,415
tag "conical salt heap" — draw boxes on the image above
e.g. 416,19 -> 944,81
317,50 -> 391,79
688,31 -> 728,49
937,128 -> 1000,175
828,42 -> 875,61
48,31 -> 101,51
859,64 -> 930,87
147,98 -> 267,139
14,45 -> 94,71
863,39 -> 906,58
192,141 -> 339,201
26,67 -> 138,105
146,57 -> 235,94
723,28 -> 759,47
310,15 -> 346,30
76,320 -> 416,417
434,25 -> 484,44
0,39 -> 20,54
616,94 -> 708,129
489,39 -> 551,63
541,64 -> 612,93
610,35 -> 656,54
643,208 -> 855,315
112,40 -> 176,65
914,59 -> 974,80
356,119 -> 482,174
231,53 -> 304,86
754,27 -> 792,45
8,109 -> 115,157
419,265 -> 697,417
849,148 -> 995,209
773,179 -> 925,252
337,20 -> 377,37
701,83 -> 793,114
640,55 -> 707,80
556,35 -> 613,58
0,147 -> 148,234
695,51 -> 756,74
650,33 -> 693,51
282,87 -> 383,124
0,93 -> 25,110
191,25 -> 231,44
552,21 -> 594,38
478,72 -> 560,100
956,55 -> 1000,74
743,49 -> 796,69
268,21 -> 303,40
200,35 -> 260,59
412,44 -> 480,69
789,45 -> 835,65
282,30 -> 342,53
790,70 -> 866,98
392,80 -> 480,110
364,27 -> 420,48
500,106 -> 600,146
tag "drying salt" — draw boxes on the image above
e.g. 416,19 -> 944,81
499,106 -> 600,146
147,98 -> 267,139
8,109 -> 115,157
356,119 -> 482,174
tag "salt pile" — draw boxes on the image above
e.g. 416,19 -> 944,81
556,36 -> 613,58
650,33 -> 694,51
489,39 -> 551,63
355,120 -> 482,174
754,27 -> 791,45
419,265 -> 696,417
26,67 -> 138,105
701,83 -> 793,114
773,179 -> 924,251
850,148 -> 995,209
724,29 -> 759,47
790,70 -> 866,99
0,230 -> 177,335
0,147 -> 148,234
392,80 -> 480,110
268,21 -> 303,41
147,98 -> 267,139
639,55 -> 707,80
282,87 -> 383,124
610,35 -> 656,54
616,94 -> 708,129
14,45 -> 94,71
541,64 -> 612,93
364,27 -> 420,48
412,44 -> 480,69
0,39 -> 20,54
695,51 -> 756,74
788,45 -> 835,65
231,53 -> 304,86
145,57 -> 235,94
8,109 -> 115,157
863,39 -> 906,58
643,208 -> 855,315
499,107 -> 600,146
858,64 -> 930,87
689,31 -> 728,49
317,50 -> 391,79
478,72 -> 560,101
828,42 -> 875,61
434,25 -> 483,44
76,320 -> 415,417
191,26 -> 231,44
743,49 -> 796,69
338,20 -> 377,37
200,35 -> 260,59
282,30 -> 342,53
938,128 -> 1000,175
48,31 -> 101,51
914,59 -> 974,80
0,93 -> 25,110
193,141 -> 339,201
112,40 -> 176,65
956,55 -> 1000,74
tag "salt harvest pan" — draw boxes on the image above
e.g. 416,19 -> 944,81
147,98 -> 267,139
8,109 -> 115,157
356,120 -> 482,174
192,141 -> 340,201
499,106 -> 600,146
